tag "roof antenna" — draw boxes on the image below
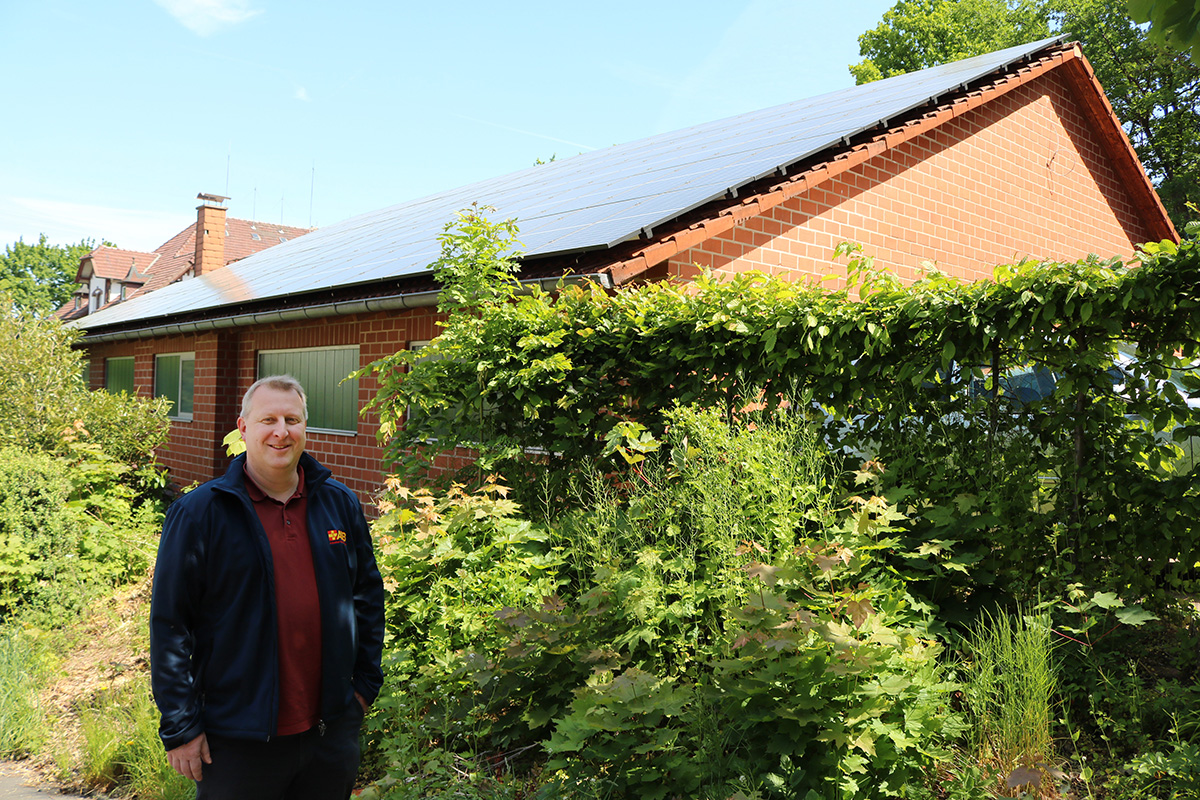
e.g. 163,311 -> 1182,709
252,187 -> 257,219
225,140 -> 232,196
309,161 -> 315,228
280,194 -> 285,226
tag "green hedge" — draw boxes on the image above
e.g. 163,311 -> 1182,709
360,212 -> 1200,611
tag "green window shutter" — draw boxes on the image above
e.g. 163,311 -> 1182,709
257,347 -> 359,433
105,357 -> 135,394
155,354 -> 195,419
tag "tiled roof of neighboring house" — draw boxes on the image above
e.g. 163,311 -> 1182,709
126,217 -> 311,299
72,36 -> 1171,337
81,247 -> 159,282
55,216 -> 309,320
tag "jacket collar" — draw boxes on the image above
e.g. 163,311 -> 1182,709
214,452 -> 331,496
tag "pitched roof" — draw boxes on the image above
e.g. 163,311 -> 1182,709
126,216 -> 311,299
55,216 -> 309,321
74,36 -> 1168,337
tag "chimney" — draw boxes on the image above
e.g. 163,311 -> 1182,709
194,193 -> 230,277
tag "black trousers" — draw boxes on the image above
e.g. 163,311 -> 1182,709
196,704 -> 364,800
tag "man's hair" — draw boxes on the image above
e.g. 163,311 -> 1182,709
240,375 -> 308,421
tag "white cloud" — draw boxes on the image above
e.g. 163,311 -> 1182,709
294,86 -> 310,102
153,0 -> 263,36
0,196 -> 191,253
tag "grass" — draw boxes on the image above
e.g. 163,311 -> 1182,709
961,607 -> 1059,793
79,677 -> 195,800
0,627 -> 47,758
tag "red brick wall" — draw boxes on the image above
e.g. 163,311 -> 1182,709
670,71 -> 1157,285
85,306 -> 448,507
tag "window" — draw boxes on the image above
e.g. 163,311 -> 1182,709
105,357 -> 135,394
406,341 -> 498,440
257,346 -> 359,434
155,353 -> 195,420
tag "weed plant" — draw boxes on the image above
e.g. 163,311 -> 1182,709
960,607 -> 1058,790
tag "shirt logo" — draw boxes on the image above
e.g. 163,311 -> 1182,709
327,529 -> 347,544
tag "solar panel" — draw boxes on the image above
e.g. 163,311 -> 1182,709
75,37 -> 1065,331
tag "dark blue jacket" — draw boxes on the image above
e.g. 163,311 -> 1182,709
150,453 -> 385,750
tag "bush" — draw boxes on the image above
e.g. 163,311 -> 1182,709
0,442 -> 164,624
363,214 -> 1200,615
0,447 -> 81,616
366,407 -> 964,799
0,298 -> 169,463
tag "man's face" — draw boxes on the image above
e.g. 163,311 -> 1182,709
237,385 -> 307,479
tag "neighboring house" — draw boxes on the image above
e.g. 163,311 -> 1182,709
68,38 -> 1178,504
57,193 -> 309,325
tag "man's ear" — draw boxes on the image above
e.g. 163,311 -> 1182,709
237,417 -> 247,435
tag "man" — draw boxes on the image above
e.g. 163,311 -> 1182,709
150,375 -> 385,799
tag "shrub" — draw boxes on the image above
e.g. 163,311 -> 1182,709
362,213 -> 1200,614
0,298 -> 169,463
0,447 -> 81,616
366,407 -> 963,799
0,443 -> 163,624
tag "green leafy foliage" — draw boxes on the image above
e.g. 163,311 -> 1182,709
365,408 -> 963,799
0,298 -> 169,624
1128,0 -> 1200,60
0,443 -> 163,623
0,234 -> 101,316
364,209 -> 1200,614
0,298 -> 170,459
849,0 -> 1051,84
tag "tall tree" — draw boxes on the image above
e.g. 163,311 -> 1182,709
0,235 -> 98,316
850,0 -> 1052,83
851,0 -> 1200,231
1128,0 -> 1200,60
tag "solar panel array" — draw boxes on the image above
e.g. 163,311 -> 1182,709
77,37 -> 1064,331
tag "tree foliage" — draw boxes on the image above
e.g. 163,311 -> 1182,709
0,298 -> 169,459
849,0 -> 1052,84
1128,0 -> 1200,60
850,0 -> 1200,230
0,235 -> 98,316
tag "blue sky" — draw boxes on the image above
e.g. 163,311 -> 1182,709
0,0 -> 895,252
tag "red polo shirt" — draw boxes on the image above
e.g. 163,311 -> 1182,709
246,471 -> 324,736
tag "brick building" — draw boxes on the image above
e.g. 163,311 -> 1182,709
70,38 -> 1177,505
